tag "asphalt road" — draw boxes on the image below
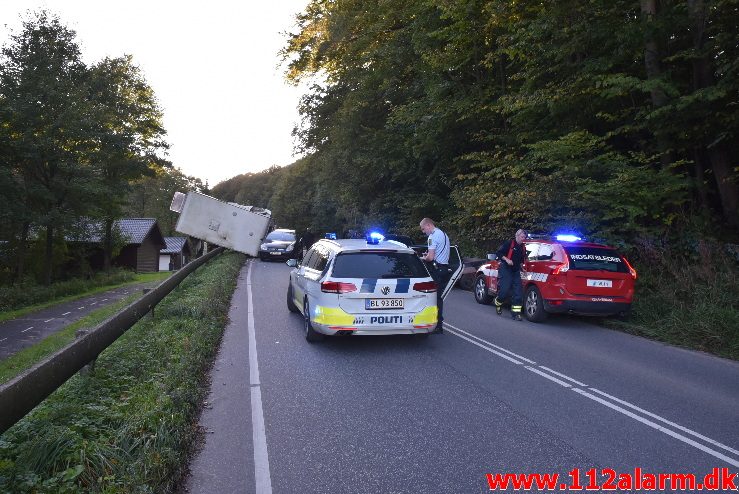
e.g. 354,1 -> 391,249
0,282 -> 158,360
185,259 -> 739,493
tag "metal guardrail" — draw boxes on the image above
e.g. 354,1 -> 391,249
0,247 -> 224,435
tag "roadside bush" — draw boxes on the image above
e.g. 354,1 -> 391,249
0,252 -> 245,493
608,240 -> 739,360
0,268 -> 136,312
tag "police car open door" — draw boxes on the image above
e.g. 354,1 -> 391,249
441,246 -> 464,300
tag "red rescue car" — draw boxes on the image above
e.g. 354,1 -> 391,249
474,235 -> 637,322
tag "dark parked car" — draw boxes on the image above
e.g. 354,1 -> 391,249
259,229 -> 297,261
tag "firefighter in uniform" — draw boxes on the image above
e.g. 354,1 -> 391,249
494,229 -> 526,321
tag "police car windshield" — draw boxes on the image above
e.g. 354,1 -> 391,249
564,246 -> 628,273
332,252 -> 428,279
265,231 -> 295,242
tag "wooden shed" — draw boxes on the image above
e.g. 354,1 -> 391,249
159,237 -> 191,271
113,219 -> 166,272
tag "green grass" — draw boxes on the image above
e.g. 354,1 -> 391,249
0,252 -> 245,493
602,243 -> 739,361
0,272 -> 171,324
0,291 -> 145,385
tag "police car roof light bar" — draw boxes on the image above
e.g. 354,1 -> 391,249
366,231 -> 385,244
555,234 -> 583,242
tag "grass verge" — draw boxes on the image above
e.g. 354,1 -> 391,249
0,272 -> 171,324
0,251 -> 245,493
602,242 -> 739,361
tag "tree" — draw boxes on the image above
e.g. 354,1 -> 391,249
0,11 -> 96,284
88,55 -> 168,270
125,164 -> 205,236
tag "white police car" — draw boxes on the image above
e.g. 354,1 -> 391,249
286,235 -> 462,342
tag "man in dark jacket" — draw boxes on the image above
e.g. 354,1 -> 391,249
494,229 -> 526,321
296,229 -> 316,261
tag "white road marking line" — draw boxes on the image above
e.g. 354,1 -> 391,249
102,299 -> 108,302
22,326 -> 33,332
446,321 -> 739,468
445,322 -> 536,364
445,327 -> 524,365
44,318 -> 54,323
90,302 -> 97,305
589,387 -> 739,457
62,312 -> 71,316
539,365 -> 587,387
526,366 -> 572,387
573,388 -> 739,468
246,261 -> 273,493
0,338 -> 7,342
77,307 -> 85,310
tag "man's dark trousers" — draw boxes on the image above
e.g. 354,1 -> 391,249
495,266 -> 522,313
432,263 -> 452,327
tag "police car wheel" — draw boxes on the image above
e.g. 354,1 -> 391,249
303,299 -> 324,342
286,282 -> 299,313
524,285 -> 547,323
474,276 -> 494,305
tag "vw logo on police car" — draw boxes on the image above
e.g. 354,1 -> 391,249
381,286 -> 391,295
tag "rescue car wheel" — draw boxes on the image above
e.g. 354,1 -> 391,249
474,275 -> 494,305
303,299 -> 324,342
524,285 -> 548,323
286,282 -> 299,313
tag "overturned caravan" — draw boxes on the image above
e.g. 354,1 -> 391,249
170,191 -> 271,257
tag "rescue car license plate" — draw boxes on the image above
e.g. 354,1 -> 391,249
365,298 -> 404,310
587,279 -> 612,288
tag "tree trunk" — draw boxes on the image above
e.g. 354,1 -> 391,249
103,218 -> 113,272
14,221 -> 30,284
692,147 -> 709,211
707,146 -> 738,227
641,0 -> 668,107
687,0 -> 739,227
640,0 -> 673,167
44,224 -> 53,286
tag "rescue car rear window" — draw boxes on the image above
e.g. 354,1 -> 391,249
331,252 -> 428,279
563,246 -> 628,273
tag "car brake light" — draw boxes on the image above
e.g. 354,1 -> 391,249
623,257 -> 637,280
413,281 -> 437,293
552,258 -> 570,275
320,281 -> 357,294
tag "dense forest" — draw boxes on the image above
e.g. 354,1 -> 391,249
214,0 -> 737,255
0,12 -> 204,285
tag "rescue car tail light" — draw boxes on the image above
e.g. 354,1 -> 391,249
321,281 -> 358,294
623,257 -> 638,280
552,258 -> 570,275
413,281 -> 437,293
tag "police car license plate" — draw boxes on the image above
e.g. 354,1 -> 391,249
587,279 -> 612,288
270,251 -> 281,255
365,298 -> 404,310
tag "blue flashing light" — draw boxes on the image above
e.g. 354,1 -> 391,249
555,234 -> 582,242
366,231 -> 385,244
325,232 -> 337,240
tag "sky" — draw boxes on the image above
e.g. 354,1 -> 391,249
0,0 -> 310,187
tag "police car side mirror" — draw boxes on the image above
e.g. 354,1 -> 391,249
487,253 -> 497,261
286,259 -> 298,268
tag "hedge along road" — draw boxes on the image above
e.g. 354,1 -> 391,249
0,282 -> 160,360
186,259 -> 739,494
